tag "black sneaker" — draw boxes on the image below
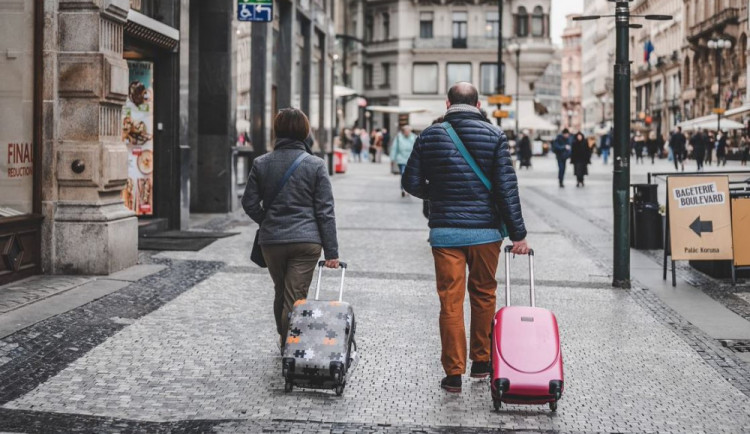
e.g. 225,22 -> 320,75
470,361 -> 491,378
440,375 -> 462,393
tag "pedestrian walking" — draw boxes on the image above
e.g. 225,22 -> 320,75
402,82 -> 530,393
371,129 -> 383,163
241,108 -> 340,349
669,126 -> 687,171
690,129 -> 707,171
382,128 -> 391,156
705,131 -> 715,166
552,129 -> 572,187
570,132 -> 591,187
600,128 -> 612,164
360,129 -> 371,162
647,131 -> 659,164
391,125 -> 417,197
716,130 -> 728,167
351,127 -> 363,162
517,129 -> 532,169
634,132 -> 645,164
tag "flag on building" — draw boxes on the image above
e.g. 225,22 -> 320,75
644,40 -> 655,63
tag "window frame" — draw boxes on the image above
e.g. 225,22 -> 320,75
479,62 -> 502,95
452,11 -> 468,48
516,6 -> 528,37
412,62 -> 439,94
446,62 -> 472,91
419,11 -> 433,39
531,6 -> 544,37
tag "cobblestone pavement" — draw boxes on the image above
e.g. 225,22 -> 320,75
1,158 -> 750,433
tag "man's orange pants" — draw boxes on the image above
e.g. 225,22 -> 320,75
432,242 -> 501,376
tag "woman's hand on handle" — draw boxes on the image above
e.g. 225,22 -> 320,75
325,259 -> 340,269
510,239 -> 531,255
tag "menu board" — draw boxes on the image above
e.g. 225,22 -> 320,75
121,60 -> 154,216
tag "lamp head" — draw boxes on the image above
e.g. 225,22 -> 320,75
708,40 -> 717,49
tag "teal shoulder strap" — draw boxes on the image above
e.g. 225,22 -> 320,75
441,122 -> 492,191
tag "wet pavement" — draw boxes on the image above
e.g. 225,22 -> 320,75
1,155 -> 750,433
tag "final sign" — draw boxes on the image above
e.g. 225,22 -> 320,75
668,176 -> 733,261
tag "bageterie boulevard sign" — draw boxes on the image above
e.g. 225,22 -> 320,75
667,176 -> 733,261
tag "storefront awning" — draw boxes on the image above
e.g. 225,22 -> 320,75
677,114 -> 744,131
366,106 -> 429,114
126,10 -> 180,51
334,85 -> 358,98
517,113 -> 558,132
725,104 -> 750,119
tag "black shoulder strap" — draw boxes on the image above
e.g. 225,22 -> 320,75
265,152 -> 309,210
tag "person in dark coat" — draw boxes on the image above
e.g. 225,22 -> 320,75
570,132 -> 591,187
552,129 -> 572,187
242,108 -> 340,348
351,127 -> 363,162
669,126 -> 687,171
402,82 -> 529,393
517,129 -> 532,169
690,129 -> 707,171
634,132 -> 646,164
646,132 -> 659,164
600,128 -> 612,164
716,130 -> 728,166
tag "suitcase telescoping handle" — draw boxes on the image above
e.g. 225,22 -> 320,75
314,260 -> 348,302
504,245 -> 535,307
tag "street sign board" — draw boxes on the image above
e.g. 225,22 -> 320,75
492,110 -> 510,119
667,176 -> 733,261
238,0 -> 273,22
488,95 -> 512,105
731,197 -> 750,266
712,108 -> 726,115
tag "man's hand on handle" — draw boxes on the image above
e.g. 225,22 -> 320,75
510,239 -> 531,255
325,259 -> 340,269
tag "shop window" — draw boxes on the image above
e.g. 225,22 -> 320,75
413,63 -> 438,94
0,0 -> 35,217
447,63 -> 472,90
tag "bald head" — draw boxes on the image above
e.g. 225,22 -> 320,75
447,82 -> 479,107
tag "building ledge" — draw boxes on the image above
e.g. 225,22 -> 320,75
126,10 -> 180,51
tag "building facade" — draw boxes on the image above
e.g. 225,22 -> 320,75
681,0 -> 748,123
561,15 -> 583,132
581,0 -> 615,134
359,0 -> 556,135
0,0 -> 338,286
629,0 -> 684,138
535,49 -> 562,130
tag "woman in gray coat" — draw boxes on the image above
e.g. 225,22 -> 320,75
242,108 -> 340,346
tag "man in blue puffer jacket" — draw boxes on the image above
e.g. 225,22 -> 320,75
402,82 -> 530,393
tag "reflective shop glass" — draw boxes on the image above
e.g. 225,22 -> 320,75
447,63 -> 472,90
0,0 -> 34,217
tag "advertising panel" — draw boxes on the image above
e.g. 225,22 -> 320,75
667,176 -> 733,261
731,197 -> 750,267
121,60 -> 154,216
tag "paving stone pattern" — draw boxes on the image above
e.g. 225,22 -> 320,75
0,275 -> 91,314
2,162 -> 750,433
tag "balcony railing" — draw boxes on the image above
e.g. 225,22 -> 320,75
688,8 -> 739,42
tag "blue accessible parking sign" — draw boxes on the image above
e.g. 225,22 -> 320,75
238,0 -> 272,22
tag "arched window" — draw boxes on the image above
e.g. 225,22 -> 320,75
684,58 -> 691,88
516,7 -> 528,37
531,6 -> 544,37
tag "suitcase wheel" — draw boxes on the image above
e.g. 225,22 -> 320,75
493,399 -> 501,411
335,383 -> 345,396
284,381 -> 293,393
549,401 -> 557,412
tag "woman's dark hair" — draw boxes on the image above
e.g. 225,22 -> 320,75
274,108 -> 310,141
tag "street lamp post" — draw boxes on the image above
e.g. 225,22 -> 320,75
708,38 -> 731,133
496,0 -> 504,127
509,43 -> 521,138
574,5 -> 671,289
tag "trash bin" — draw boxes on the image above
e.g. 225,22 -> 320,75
334,148 -> 349,174
631,184 -> 663,250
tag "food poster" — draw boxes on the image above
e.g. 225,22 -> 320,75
121,60 -> 154,216
667,176 -> 733,261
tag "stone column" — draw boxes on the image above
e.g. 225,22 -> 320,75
50,0 -> 137,275
192,0 -> 237,212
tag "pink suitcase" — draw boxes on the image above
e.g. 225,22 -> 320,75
490,246 -> 564,412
